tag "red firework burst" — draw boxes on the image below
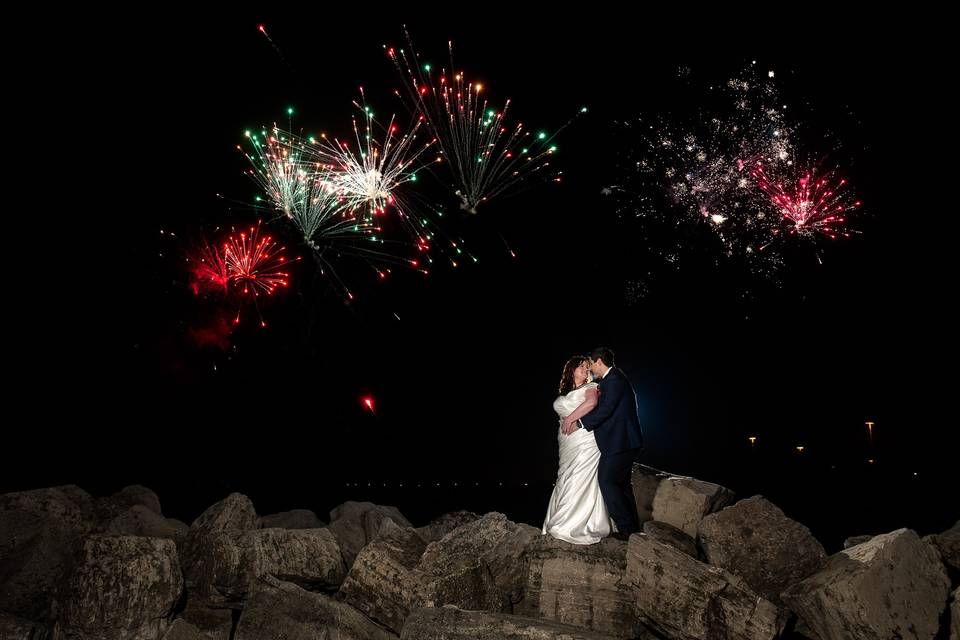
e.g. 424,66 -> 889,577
222,223 -> 293,297
188,240 -> 230,295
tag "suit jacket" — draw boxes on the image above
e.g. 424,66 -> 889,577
580,367 -> 644,454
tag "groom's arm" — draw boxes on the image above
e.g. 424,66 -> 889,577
560,388 -> 598,434
580,375 -> 625,431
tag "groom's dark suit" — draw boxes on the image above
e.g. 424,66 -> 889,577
579,367 -> 644,535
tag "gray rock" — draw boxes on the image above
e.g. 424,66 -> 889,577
924,519 -> 960,574
176,602 -> 233,640
363,509 -> 405,546
0,485 -> 94,527
0,485 -> 95,619
258,509 -> 325,529
330,501 -> 411,526
328,502 -> 412,570
106,505 -> 185,539
241,526 -> 346,590
167,519 -> 190,541
415,511 -> 479,544
328,518 -> 367,571
793,616 -> 818,639
782,528 -> 951,640
185,495 -> 345,606
400,606 -> 626,640
180,493 -> 258,605
698,495 -> 827,604
0,611 -> 48,640
189,492 -> 258,534
161,619 -> 199,640
94,485 -> 163,524
642,520 -> 699,558
520,535 -> 652,638
626,533 -> 788,640
951,586 -> 959,640
161,617 -> 226,640
49,535 -> 183,640
412,512 -> 538,613
339,518 -> 427,632
842,534 -> 873,549
234,575 -> 397,640
632,464 -> 671,523
651,476 -> 736,539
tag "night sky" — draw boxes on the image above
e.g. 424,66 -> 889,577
9,10 -> 955,550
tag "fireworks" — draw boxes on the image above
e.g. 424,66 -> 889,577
387,35 -> 573,214
186,222 -> 297,327
751,162 -> 860,240
609,63 -> 861,277
308,91 -> 438,234
222,222 -> 293,298
241,109 -> 448,297
241,127 -> 370,250
187,239 -> 230,296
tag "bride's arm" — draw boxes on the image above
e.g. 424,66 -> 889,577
560,388 -> 598,432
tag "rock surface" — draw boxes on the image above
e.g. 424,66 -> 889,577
781,528 -> 951,640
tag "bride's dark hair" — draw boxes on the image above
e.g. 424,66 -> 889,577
558,355 -> 589,395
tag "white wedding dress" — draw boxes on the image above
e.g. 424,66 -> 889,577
542,382 -> 614,544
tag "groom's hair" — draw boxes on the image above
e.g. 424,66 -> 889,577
589,347 -> 615,367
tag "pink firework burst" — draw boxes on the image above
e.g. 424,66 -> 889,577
751,161 -> 861,240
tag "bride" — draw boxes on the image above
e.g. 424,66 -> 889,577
542,356 -> 614,544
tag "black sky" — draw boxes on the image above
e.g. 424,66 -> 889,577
8,9 -> 955,541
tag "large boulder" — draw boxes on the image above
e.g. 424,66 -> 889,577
175,602 -> 233,640
411,512 -> 538,613
183,493 -> 345,605
924,519 -> 960,574
626,533 -> 789,640
951,586 -> 959,640
161,618 -> 218,640
782,528 -> 951,640
0,485 -> 95,620
642,520 -> 699,558
843,534 -> 873,549
330,502 -> 412,527
520,535 -> 652,638
0,485 -> 94,526
49,535 -> 183,640
106,505 -> 188,540
415,511 -> 479,544
328,502 -> 412,570
0,611 -> 48,639
698,495 -> 827,604
180,493 -> 258,605
258,509 -> 325,530
241,526 -> 346,591
339,518 -> 427,632
94,485 -> 163,524
234,575 -> 397,640
631,464 -> 671,523
400,605 -> 624,640
651,476 -> 736,539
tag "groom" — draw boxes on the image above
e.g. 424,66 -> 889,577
561,346 -> 644,540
